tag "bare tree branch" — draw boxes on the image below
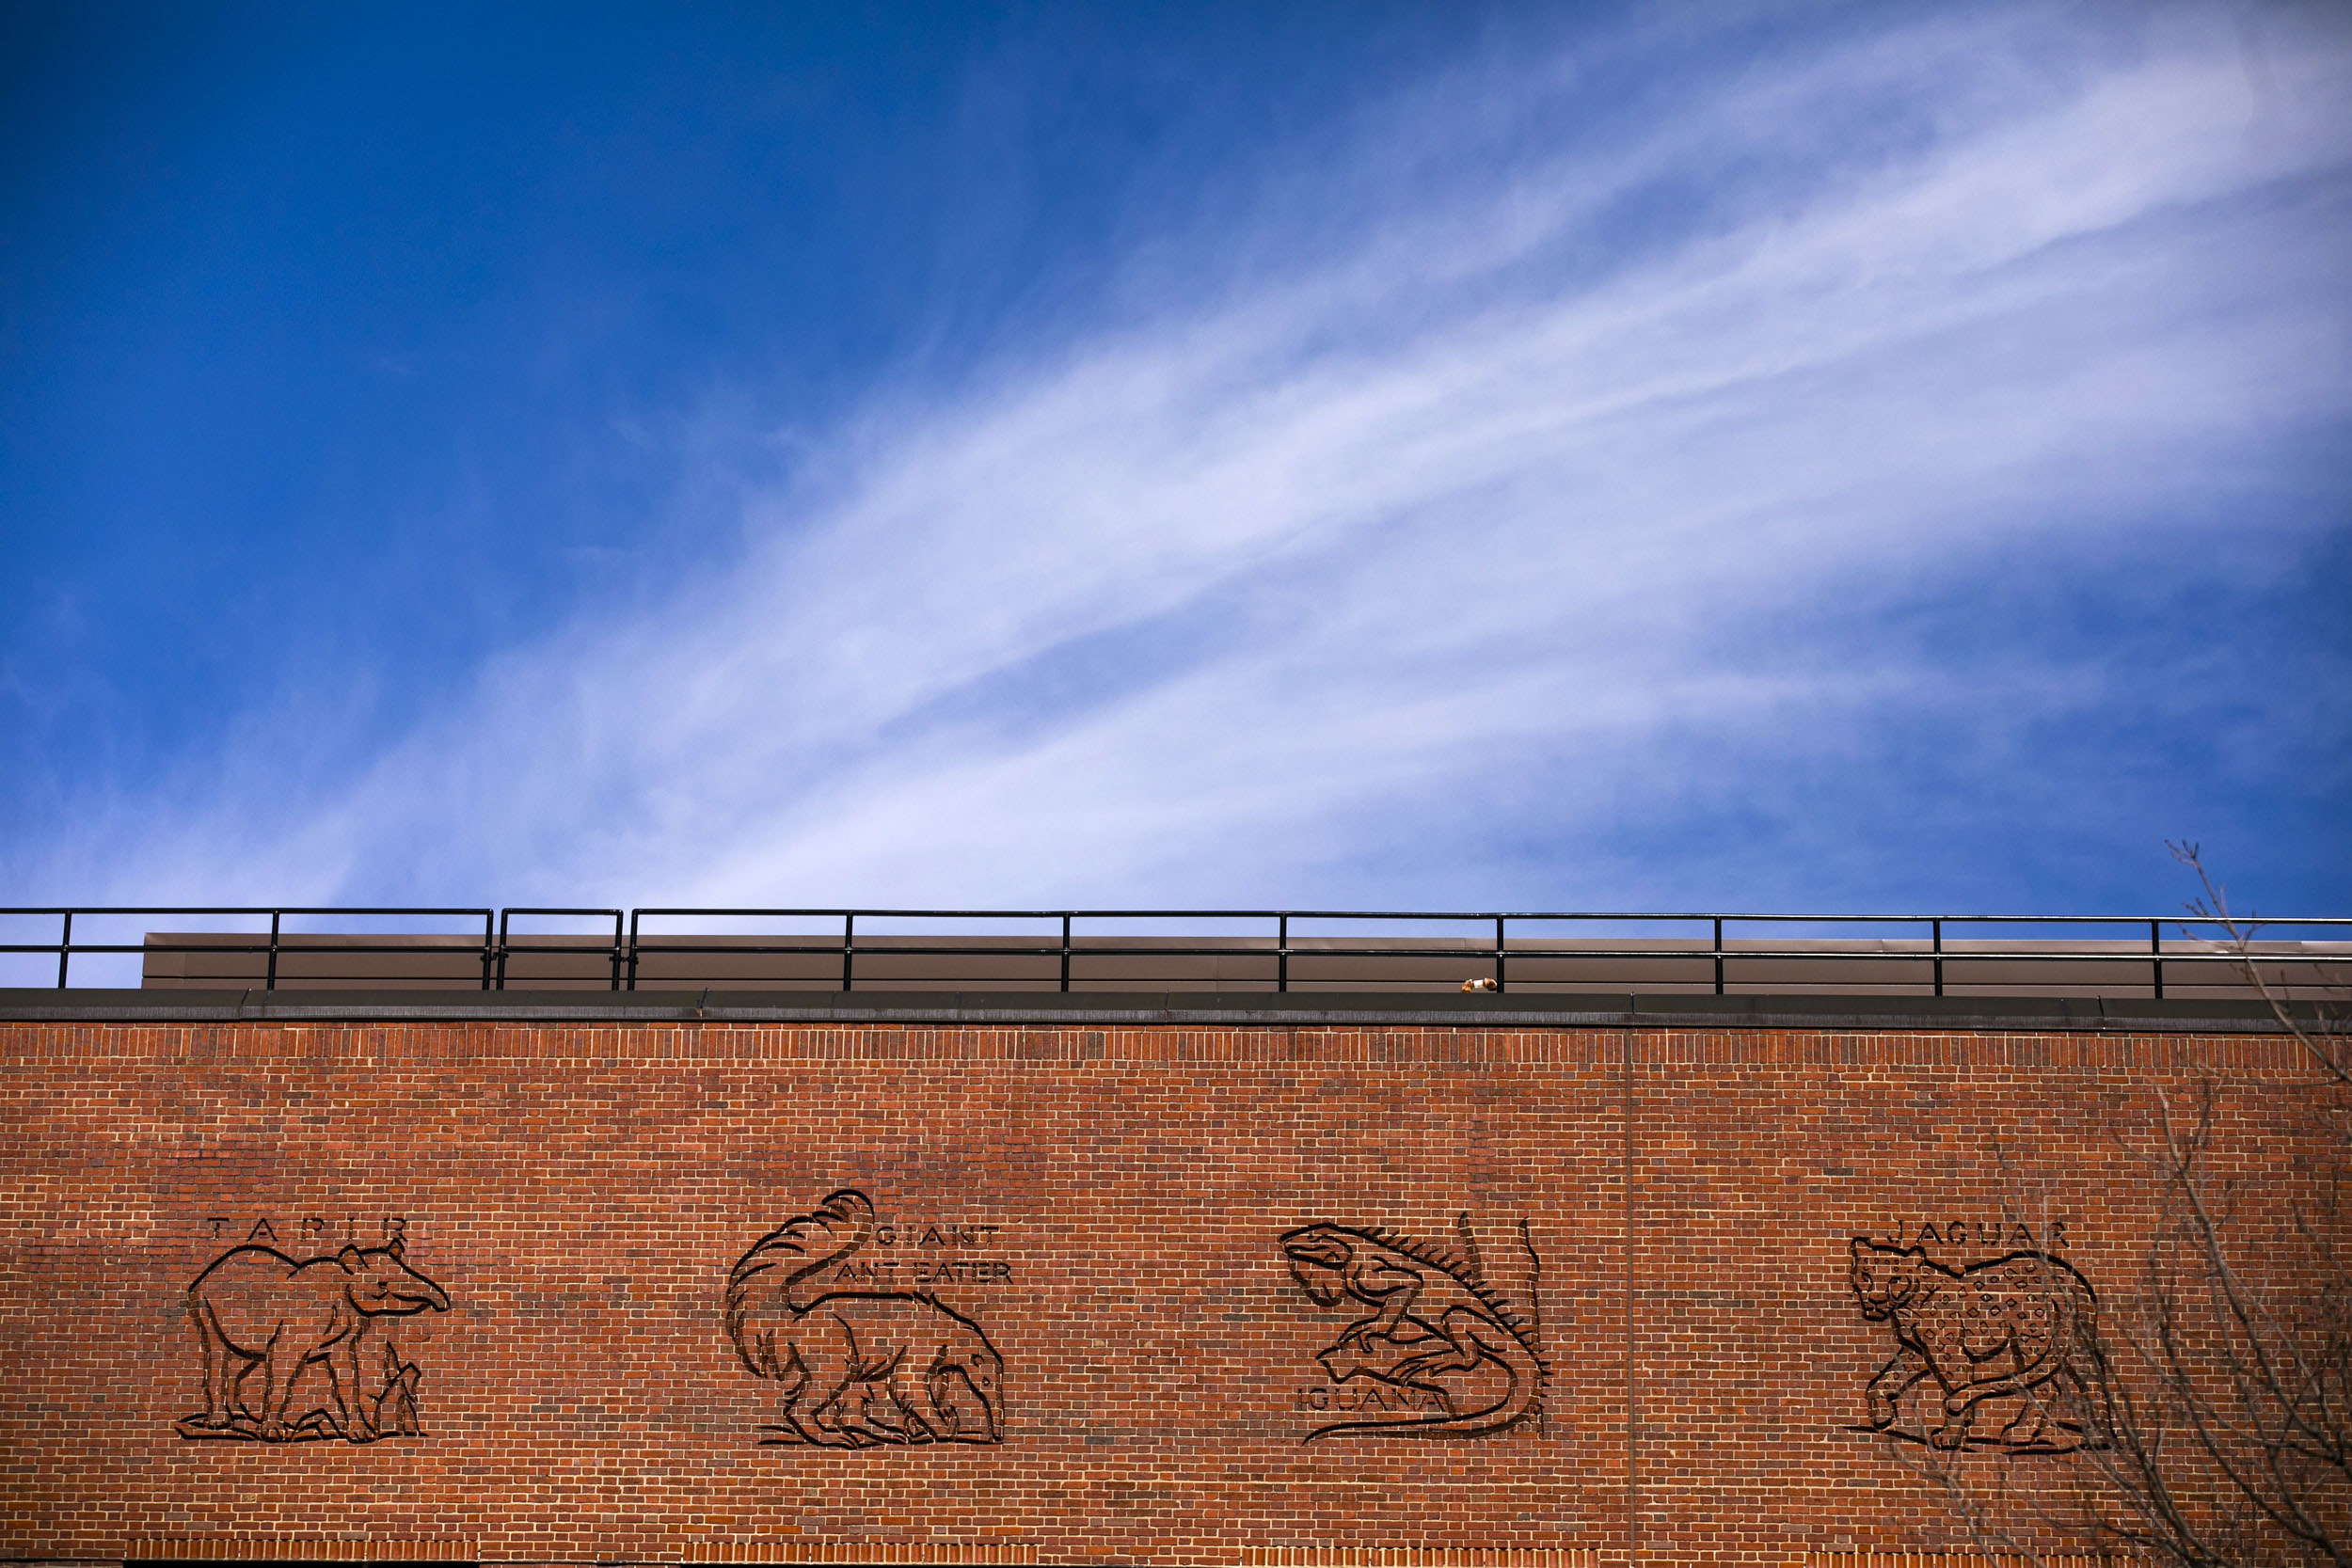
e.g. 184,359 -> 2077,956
1895,851 -> 2351,1563
2167,840 -> 2349,1086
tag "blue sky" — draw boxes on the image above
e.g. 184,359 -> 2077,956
4,0 -> 2348,922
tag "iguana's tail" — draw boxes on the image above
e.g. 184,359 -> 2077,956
724,1189 -> 875,1376
1305,1308 -> 1548,1443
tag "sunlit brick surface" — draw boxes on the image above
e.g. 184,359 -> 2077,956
0,1018 -> 2325,1563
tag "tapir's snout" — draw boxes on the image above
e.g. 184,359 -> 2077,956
368,1263 -> 451,1313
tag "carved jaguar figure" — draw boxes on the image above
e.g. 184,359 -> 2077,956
1849,1236 -> 2105,1450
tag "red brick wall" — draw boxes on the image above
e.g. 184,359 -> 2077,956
0,1019 -> 2327,1564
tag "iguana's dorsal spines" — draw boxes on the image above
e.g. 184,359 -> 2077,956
1361,1224 -> 1467,1279
1345,1222 -> 1544,1366
1293,1217 -> 1552,1442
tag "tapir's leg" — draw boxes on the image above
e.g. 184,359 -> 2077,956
260,1330 -> 304,1439
227,1356 -> 262,1422
189,1297 -> 234,1427
327,1333 -> 375,1443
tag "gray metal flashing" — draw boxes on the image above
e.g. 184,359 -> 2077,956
0,987 -> 2300,1034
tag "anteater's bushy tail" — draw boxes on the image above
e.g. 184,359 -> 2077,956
724,1189 -> 876,1373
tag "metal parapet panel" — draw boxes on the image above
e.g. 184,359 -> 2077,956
134,928 -> 2352,1002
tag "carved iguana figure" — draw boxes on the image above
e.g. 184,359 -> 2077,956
1281,1219 -> 1547,1441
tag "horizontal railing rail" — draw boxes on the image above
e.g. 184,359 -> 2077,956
6,906 -> 2349,999
0,907 -> 498,991
501,907 -> 625,992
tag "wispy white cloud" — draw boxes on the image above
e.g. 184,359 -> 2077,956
21,1 -> 2352,919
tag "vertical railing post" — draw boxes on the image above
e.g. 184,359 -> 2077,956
1931,918 -> 1944,999
627,911 -> 641,992
56,911 -> 72,990
1278,914 -> 1289,994
266,911 -> 281,992
842,912 -> 855,993
1712,917 -> 1725,996
608,911 -> 622,991
496,911 -> 511,991
2151,919 -> 2164,1002
1494,915 -> 1507,993
1060,914 -> 1072,993
480,913 -> 494,990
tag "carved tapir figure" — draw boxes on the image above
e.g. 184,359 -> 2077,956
187,1239 -> 450,1441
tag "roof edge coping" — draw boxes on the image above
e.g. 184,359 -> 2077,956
0,987 -> 2314,1034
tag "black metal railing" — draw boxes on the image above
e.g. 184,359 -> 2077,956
501,908 -> 625,991
5,905 -> 2350,998
2,907 -> 497,990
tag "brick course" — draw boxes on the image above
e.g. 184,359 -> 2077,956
0,1016 -> 2329,1563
